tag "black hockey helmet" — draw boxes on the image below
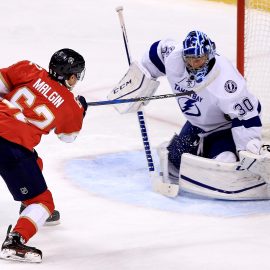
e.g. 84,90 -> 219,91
49,48 -> 85,83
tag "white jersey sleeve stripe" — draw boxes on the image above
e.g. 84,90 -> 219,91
149,41 -> 166,74
232,116 -> 262,128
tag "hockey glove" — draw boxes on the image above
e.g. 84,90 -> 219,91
76,95 -> 88,117
107,61 -> 160,114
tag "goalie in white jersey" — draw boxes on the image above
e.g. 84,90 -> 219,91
140,30 -> 262,180
109,30 -> 270,199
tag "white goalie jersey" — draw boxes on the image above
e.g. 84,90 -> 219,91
140,39 -> 262,152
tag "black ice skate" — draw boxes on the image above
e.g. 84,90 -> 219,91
0,225 -> 42,263
19,203 -> 60,226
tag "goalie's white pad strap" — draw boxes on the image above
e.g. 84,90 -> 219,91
108,61 -> 160,114
179,153 -> 270,200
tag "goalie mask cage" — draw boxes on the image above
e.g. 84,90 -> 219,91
237,0 -> 270,137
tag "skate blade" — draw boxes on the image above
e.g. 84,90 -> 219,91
44,220 -> 60,226
0,249 -> 42,263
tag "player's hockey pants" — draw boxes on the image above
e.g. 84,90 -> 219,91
0,136 -> 47,201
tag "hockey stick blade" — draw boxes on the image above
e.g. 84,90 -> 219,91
150,174 -> 179,197
87,90 -> 194,106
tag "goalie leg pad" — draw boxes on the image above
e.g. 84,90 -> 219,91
179,153 -> 270,200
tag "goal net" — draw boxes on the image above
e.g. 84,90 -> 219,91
237,0 -> 270,138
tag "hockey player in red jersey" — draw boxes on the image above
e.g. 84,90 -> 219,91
0,48 -> 88,263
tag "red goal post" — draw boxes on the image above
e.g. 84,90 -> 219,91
237,0 -> 245,76
237,0 -> 270,135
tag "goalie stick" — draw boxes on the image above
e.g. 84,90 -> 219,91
87,65 -> 220,107
87,91 -> 193,106
115,6 -> 179,197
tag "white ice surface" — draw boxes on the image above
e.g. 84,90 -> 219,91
1,0 -> 270,269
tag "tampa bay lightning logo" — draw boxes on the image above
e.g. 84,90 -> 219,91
178,97 -> 201,116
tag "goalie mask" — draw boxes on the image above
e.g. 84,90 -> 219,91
49,48 -> 85,89
182,31 -> 216,83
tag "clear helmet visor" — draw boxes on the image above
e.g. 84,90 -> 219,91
182,53 -> 210,83
65,68 -> 86,91
76,68 -> 86,81
183,54 -> 209,72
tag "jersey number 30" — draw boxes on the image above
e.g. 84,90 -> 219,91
234,98 -> 254,116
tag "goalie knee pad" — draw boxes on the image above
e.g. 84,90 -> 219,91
213,151 -> 237,162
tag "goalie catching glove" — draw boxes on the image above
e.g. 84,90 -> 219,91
107,61 -> 160,114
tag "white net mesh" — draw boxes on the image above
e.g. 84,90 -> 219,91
244,0 -> 270,137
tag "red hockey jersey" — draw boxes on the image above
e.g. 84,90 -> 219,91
0,60 -> 85,150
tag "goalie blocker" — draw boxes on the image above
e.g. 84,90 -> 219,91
107,61 -> 160,113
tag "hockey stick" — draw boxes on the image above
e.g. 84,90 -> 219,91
115,6 -> 179,197
87,63 -> 220,107
87,90 -> 194,106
